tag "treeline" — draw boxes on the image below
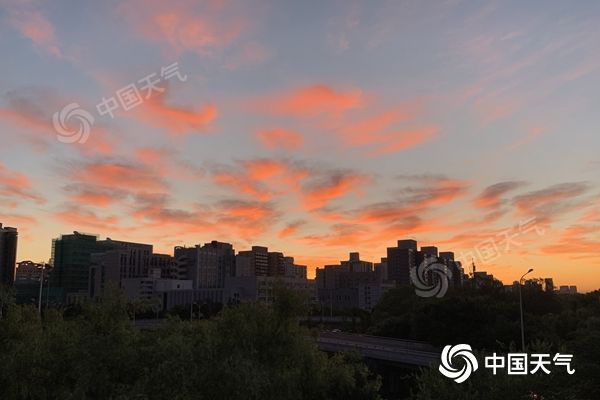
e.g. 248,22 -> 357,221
368,283 -> 600,399
0,285 -> 382,400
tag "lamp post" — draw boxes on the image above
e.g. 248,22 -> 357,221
519,268 -> 534,351
37,262 -> 45,316
190,301 -> 197,321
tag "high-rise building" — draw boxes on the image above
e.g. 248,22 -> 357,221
315,252 -> 393,311
340,252 -> 373,273
386,240 -> 417,285
396,239 -> 417,251
51,232 -> 152,303
420,246 -> 438,257
175,241 -> 235,288
283,256 -> 307,279
88,243 -> 157,299
268,251 -> 284,276
236,246 -> 269,277
543,278 -> 555,292
374,257 -> 388,280
0,224 -> 18,286
196,241 -> 235,288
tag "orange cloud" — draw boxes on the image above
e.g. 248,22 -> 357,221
0,88 -> 118,157
212,159 -> 308,201
3,0 -> 62,57
72,161 -> 167,194
513,182 -> 590,220
118,0 -> 246,56
509,126 -> 546,150
0,163 -> 44,204
337,103 -> 438,156
54,206 -> 121,232
301,172 -> 369,210
130,90 -> 217,136
542,224 -> 600,257
256,128 -> 304,150
257,84 -> 364,117
473,181 -> 526,209
278,220 -> 305,238
367,127 -> 437,156
342,104 -> 419,146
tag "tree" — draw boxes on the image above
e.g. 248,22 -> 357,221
0,283 -> 16,319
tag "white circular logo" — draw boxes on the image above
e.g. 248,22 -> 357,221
410,256 -> 452,298
439,344 -> 479,383
52,102 -> 94,144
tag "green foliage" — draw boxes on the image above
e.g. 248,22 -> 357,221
371,286 -> 600,399
0,283 -> 16,319
0,286 -> 381,400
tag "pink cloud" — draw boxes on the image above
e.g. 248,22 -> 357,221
117,0 -> 247,56
129,90 -> 217,136
256,128 -> 304,151
0,163 -> 44,204
255,84 -> 364,118
2,0 -> 62,57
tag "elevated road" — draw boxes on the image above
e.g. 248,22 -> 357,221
317,332 -> 440,367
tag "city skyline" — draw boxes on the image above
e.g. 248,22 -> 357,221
8,226 -> 580,292
0,1 -> 599,291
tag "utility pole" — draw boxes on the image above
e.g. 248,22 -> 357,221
37,262 -> 44,315
519,268 -> 534,351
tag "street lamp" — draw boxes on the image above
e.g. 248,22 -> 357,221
190,301 -> 197,321
37,262 -> 45,316
519,268 -> 534,351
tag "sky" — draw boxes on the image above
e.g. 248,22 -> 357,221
0,0 -> 598,291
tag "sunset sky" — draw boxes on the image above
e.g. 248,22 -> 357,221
0,0 -> 598,290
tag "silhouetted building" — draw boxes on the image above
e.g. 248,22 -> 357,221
316,252 -> 393,311
283,256 -> 307,279
374,257 -> 388,280
558,285 -> 577,295
175,241 -> 235,289
387,240 -> 417,285
15,260 -> 49,281
341,252 -> 373,273
397,239 -> 418,251
420,246 -> 438,257
543,278 -> 555,292
88,242 -> 158,299
472,271 -> 496,287
51,232 -> 153,303
122,267 -> 193,311
236,246 -> 269,276
439,251 -> 454,261
225,275 -> 315,305
0,223 -> 18,286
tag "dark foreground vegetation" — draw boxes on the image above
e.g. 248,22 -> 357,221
0,285 -> 381,400
1,281 -> 599,399
369,282 -> 600,400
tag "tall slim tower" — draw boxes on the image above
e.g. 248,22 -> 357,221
0,223 -> 18,286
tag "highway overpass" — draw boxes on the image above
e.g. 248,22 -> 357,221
317,331 -> 441,367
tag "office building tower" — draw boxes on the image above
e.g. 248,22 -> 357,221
386,240 -> 417,285
0,224 -> 18,286
340,252 -> 373,273
236,246 -> 269,277
51,232 -> 152,303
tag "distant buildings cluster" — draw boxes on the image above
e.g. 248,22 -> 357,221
0,222 -> 579,313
